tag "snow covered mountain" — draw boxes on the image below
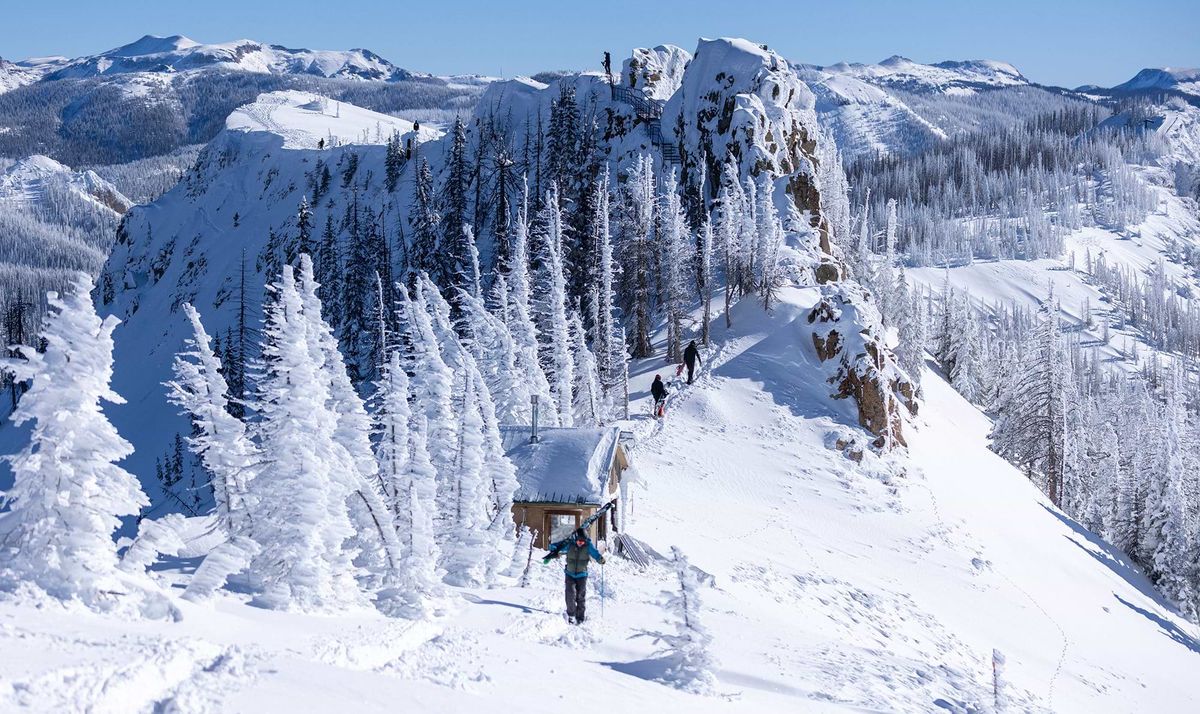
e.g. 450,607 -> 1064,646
0,36 -> 484,166
1109,66 -> 1200,99
796,56 -> 1086,160
2,274 -> 1197,712
0,57 -> 44,94
38,34 -> 416,83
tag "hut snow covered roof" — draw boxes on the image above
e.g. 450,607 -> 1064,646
499,425 -> 622,505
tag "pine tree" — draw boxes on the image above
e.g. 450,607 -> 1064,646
403,280 -> 458,532
439,117 -> 472,293
408,157 -> 440,279
296,197 -> 314,259
570,312 -> 602,426
505,180 -> 556,425
593,174 -> 624,420
0,274 -> 156,613
661,170 -> 690,362
297,255 -> 402,584
623,154 -> 656,358
374,350 -> 442,617
991,295 -> 1068,505
167,304 -> 257,535
248,266 -> 364,612
652,547 -> 718,695
538,184 -> 575,427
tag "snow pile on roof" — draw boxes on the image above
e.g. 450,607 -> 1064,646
623,45 -> 691,101
225,90 -> 438,150
500,426 -> 619,504
43,34 -> 412,82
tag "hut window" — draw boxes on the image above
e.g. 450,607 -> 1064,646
547,512 -> 580,543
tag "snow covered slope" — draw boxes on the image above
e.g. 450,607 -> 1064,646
41,34 -> 414,83
1,287 -> 1195,712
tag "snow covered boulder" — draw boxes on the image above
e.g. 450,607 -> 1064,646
622,45 -> 691,101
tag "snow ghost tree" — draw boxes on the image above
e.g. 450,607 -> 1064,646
247,265 -> 365,612
166,303 -> 258,535
0,274 -> 170,617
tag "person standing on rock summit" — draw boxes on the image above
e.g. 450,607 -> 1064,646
684,340 -> 702,385
543,528 -> 605,624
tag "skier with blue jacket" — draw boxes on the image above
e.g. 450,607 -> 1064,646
543,527 -> 606,624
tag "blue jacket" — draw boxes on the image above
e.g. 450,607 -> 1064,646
548,537 -> 604,578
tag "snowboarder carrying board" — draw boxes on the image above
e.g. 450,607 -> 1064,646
684,340 -> 701,385
651,374 -> 668,418
543,528 -> 606,624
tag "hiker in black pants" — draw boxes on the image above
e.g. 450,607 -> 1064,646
543,528 -> 605,624
684,340 -> 701,385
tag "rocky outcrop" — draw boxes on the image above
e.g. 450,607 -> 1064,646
808,286 -> 918,448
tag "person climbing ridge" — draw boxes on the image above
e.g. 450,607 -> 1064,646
684,339 -> 702,385
651,374 -> 669,418
543,527 -> 605,624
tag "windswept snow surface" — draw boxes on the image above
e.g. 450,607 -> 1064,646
2,288 -> 1196,712
224,90 -> 440,150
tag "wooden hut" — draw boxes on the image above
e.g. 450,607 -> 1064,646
500,424 -> 631,549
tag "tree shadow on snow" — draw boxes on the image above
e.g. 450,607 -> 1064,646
1042,505 -> 1169,605
600,655 -> 674,682
1114,594 -> 1200,656
458,592 -> 556,616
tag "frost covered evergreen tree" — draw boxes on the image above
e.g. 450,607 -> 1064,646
374,350 -> 441,617
297,255 -> 401,585
570,311 -> 602,427
403,280 -> 458,530
0,274 -> 161,614
698,211 -> 714,345
440,364 -> 492,587
459,285 -> 528,426
651,547 -> 718,695
538,184 -> 575,427
247,266 -> 364,612
407,157 -> 440,279
593,174 -> 625,421
660,170 -> 690,362
166,303 -> 257,535
504,180 -> 556,425
990,294 -> 1068,505
621,155 -> 656,358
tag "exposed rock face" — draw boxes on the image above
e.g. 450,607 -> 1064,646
808,286 -> 918,448
664,38 -> 833,262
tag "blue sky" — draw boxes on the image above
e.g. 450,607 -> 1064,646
3,0 -> 1196,87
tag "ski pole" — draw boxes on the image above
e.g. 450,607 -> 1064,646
600,561 -> 606,622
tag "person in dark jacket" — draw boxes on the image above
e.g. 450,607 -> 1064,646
543,528 -> 605,624
684,340 -> 701,384
651,374 -> 668,418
